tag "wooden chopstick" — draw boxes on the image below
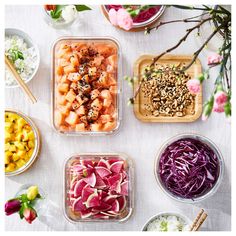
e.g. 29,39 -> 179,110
190,209 -> 208,231
5,54 -> 37,104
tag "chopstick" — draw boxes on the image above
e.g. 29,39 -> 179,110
190,209 -> 208,231
5,54 -> 37,104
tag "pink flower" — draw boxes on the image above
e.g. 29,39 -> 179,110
214,91 -> 228,106
186,78 -> 201,94
23,208 -> 37,224
201,114 -> 209,121
213,103 -> 225,113
117,8 -> 133,31
108,9 -> 118,26
207,53 -> 223,65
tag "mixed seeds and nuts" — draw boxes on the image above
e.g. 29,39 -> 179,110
141,64 -> 195,117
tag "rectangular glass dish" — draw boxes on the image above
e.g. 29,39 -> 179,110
63,153 -> 134,223
52,37 -> 121,135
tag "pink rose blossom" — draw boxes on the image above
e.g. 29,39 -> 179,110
108,9 -> 118,26
214,91 -> 228,106
117,8 -> 133,31
186,78 -> 201,94
207,53 -> 223,65
213,103 -> 225,113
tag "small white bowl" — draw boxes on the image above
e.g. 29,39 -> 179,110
5,28 -> 40,89
142,212 -> 192,231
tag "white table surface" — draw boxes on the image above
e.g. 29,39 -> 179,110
5,5 -> 231,231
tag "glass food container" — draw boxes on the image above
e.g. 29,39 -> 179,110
154,133 -> 224,203
51,37 -> 122,136
63,153 -> 134,223
5,109 -> 41,176
101,5 -> 166,32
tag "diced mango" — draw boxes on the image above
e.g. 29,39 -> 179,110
16,159 -> 26,169
5,163 -> 16,172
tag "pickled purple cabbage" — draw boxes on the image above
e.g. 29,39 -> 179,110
158,138 -> 220,199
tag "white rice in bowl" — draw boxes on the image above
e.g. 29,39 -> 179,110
146,214 -> 190,231
5,35 -> 38,87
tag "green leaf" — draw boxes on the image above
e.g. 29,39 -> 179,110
50,5 -> 65,19
224,102 -> 231,117
75,5 -> 91,12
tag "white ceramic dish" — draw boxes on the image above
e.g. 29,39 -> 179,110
5,28 -> 40,89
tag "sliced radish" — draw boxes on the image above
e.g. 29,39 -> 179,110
82,167 -> 94,177
117,196 -> 126,212
74,179 -> 87,197
111,199 -> 119,212
72,164 -> 85,172
120,181 -> 128,196
80,209 -> 93,219
72,197 -> 87,212
97,159 -> 110,168
110,161 -> 124,174
81,186 -> 97,202
103,195 -> 119,205
95,174 -> 107,189
83,172 -> 96,187
93,213 -> 109,219
92,202 -> 112,212
95,166 -> 112,178
85,193 -> 100,208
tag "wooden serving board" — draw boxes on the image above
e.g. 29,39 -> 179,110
133,55 -> 203,122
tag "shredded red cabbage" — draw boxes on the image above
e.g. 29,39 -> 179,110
106,5 -> 161,23
158,138 -> 220,199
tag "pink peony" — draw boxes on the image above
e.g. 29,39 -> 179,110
207,53 -> 223,65
186,78 -> 201,94
117,8 -> 133,31
214,91 -> 228,106
108,9 -> 118,26
213,103 -> 225,113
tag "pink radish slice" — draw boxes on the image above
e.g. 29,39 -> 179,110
72,197 -> 87,212
107,173 -> 122,186
111,199 -> 120,212
107,158 -> 121,165
81,186 -> 97,202
83,172 -> 96,187
120,181 -> 128,196
72,164 -> 85,172
82,167 -> 94,177
95,174 -> 107,189
80,209 -> 94,219
95,166 -> 112,178
103,195 -> 119,205
92,202 -> 112,212
85,193 -> 101,208
97,159 -> 110,168
80,159 -> 95,167
110,161 -> 124,174
117,196 -> 126,212
93,213 -> 109,219
74,179 -> 87,197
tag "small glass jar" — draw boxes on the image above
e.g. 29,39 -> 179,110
63,153 -> 134,223
42,7 -> 78,29
154,133 -> 224,203
5,109 -> 41,176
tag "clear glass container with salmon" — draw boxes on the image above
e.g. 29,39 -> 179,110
52,37 -> 121,135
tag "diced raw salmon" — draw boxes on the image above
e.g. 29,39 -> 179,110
90,123 -> 101,132
65,90 -> 76,103
104,105 -> 115,115
76,95 -> 89,106
75,123 -> 86,131
91,98 -> 102,111
93,56 -> 104,66
65,111 -> 79,125
90,89 -> 100,100
99,114 -> 112,124
64,65 -> 76,74
55,111 -> 65,126
109,85 -> 117,95
58,58 -> 70,67
58,105 -> 70,116
107,76 -> 117,86
103,121 -> 116,131
68,73 -> 81,81
57,95 -> 67,105
100,90 -> 112,100
71,101 -> 80,110
58,83 -> 69,93
107,55 -> 117,68
60,75 -> 70,84
76,105 -> 86,116
70,54 -> 79,66
56,66 -> 64,76
103,98 -> 112,108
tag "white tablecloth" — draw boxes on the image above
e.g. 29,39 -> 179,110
5,5 -> 231,231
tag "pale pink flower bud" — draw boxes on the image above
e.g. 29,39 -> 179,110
186,78 -> 201,94
213,103 -> 225,113
214,91 -> 228,106
207,53 -> 223,65
108,9 -> 118,26
117,8 -> 133,31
